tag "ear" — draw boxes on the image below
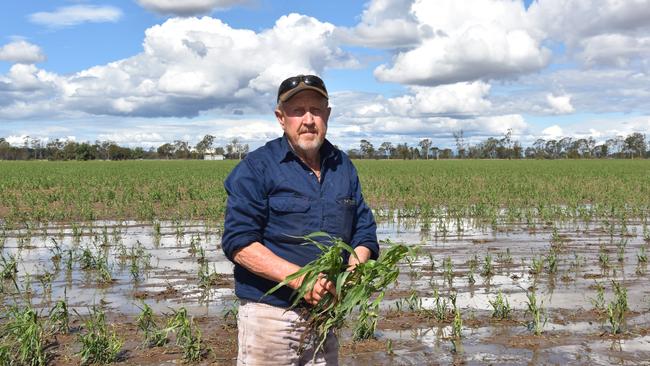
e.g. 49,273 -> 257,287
275,108 -> 286,131
324,106 -> 331,125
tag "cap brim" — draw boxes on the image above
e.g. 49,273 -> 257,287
278,85 -> 328,103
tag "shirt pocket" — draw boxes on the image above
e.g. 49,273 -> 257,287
331,197 -> 356,244
268,195 -> 311,238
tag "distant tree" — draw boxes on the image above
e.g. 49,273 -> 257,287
226,138 -> 248,159
395,143 -> 410,159
359,139 -> 375,159
418,138 -> 432,159
378,142 -> 393,159
453,129 -> 466,158
439,148 -> 453,159
173,140 -> 191,159
195,134 -> 215,155
157,143 -> 174,159
624,132 -> 646,158
346,148 -> 361,159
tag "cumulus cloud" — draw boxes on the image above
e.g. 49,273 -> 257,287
541,125 -> 564,139
372,0 -> 550,85
336,0 -> 421,48
386,82 -> 492,117
29,5 -> 123,28
0,14 -> 353,119
546,93 -> 574,114
0,41 -> 46,64
136,0 -> 251,16
529,0 -> 650,67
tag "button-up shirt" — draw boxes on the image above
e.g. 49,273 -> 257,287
221,135 -> 379,308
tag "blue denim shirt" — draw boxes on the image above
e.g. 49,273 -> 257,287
221,135 -> 379,308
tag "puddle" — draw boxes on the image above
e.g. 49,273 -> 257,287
2,217 -> 650,364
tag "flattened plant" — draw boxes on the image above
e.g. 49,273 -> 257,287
136,302 -> 167,347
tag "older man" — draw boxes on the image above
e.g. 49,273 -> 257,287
221,74 -> 379,366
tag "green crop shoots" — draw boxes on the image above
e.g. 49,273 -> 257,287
266,233 -> 408,355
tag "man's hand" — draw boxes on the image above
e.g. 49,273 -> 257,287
305,275 -> 336,306
347,246 -> 372,272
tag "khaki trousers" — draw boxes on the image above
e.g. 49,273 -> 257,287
237,300 -> 338,366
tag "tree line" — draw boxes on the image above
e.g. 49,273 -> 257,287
0,135 -> 248,161
346,130 -> 648,160
0,131 -> 647,161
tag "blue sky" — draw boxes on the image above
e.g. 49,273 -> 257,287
1,0 -> 649,150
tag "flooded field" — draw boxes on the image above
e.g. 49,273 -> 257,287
2,216 -> 649,365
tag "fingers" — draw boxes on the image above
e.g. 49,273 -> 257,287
303,276 -> 336,305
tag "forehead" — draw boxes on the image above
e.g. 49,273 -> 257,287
282,90 -> 328,106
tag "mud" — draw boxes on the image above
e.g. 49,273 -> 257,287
1,218 -> 650,364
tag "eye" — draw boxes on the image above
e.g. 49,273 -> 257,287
310,107 -> 322,116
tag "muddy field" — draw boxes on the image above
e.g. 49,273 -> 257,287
2,217 -> 650,365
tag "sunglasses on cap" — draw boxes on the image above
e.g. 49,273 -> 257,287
277,74 -> 328,103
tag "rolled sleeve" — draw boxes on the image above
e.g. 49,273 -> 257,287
349,168 -> 379,260
221,159 -> 268,262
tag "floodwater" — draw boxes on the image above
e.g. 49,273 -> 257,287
1,217 -> 649,365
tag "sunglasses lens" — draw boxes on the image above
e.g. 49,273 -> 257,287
277,75 -> 327,102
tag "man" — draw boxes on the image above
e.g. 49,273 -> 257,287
221,74 -> 379,366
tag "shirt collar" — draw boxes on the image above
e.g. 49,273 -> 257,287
279,134 -> 337,164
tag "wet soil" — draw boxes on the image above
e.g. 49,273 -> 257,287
2,218 -> 650,364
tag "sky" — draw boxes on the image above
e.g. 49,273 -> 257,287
1,0 -> 649,151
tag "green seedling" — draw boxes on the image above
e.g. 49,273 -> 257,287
1,305 -> 47,366
489,290 -> 512,319
443,256 -> 454,284
136,302 -> 167,347
433,288 -> 449,321
529,255 -> 544,275
451,307 -> 463,339
266,233 -> 408,355
525,288 -> 546,335
637,247 -> 647,263
1,254 -> 18,280
353,294 -> 382,341
546,249 -> 558,274
165,307 -> 204,362
49,298 -> 70,334
481,253 -> 494,277
590,281 -> 606,312
76,306 -> 123,365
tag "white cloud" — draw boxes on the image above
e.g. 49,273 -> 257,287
386,82 -> 492,117
546,93 -> 574,114
0,14 -> 353,119
336,0 -> 421,48
373,0 -> 550,85
578,34 -> 650,67
29,5 -> 123,28
542,125 -> 564,139
0,41 -> 46,64
136,0 -> 250,16
529,0 -> 650,67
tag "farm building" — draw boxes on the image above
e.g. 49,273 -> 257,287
204,153 -> 225,160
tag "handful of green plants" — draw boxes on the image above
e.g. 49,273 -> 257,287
266,232 -> 408,354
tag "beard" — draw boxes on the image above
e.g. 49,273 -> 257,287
295,134 -> 324,152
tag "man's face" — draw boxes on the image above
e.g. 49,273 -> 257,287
275,90 -> 331,155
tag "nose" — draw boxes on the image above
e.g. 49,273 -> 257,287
303,111 -> 315,125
